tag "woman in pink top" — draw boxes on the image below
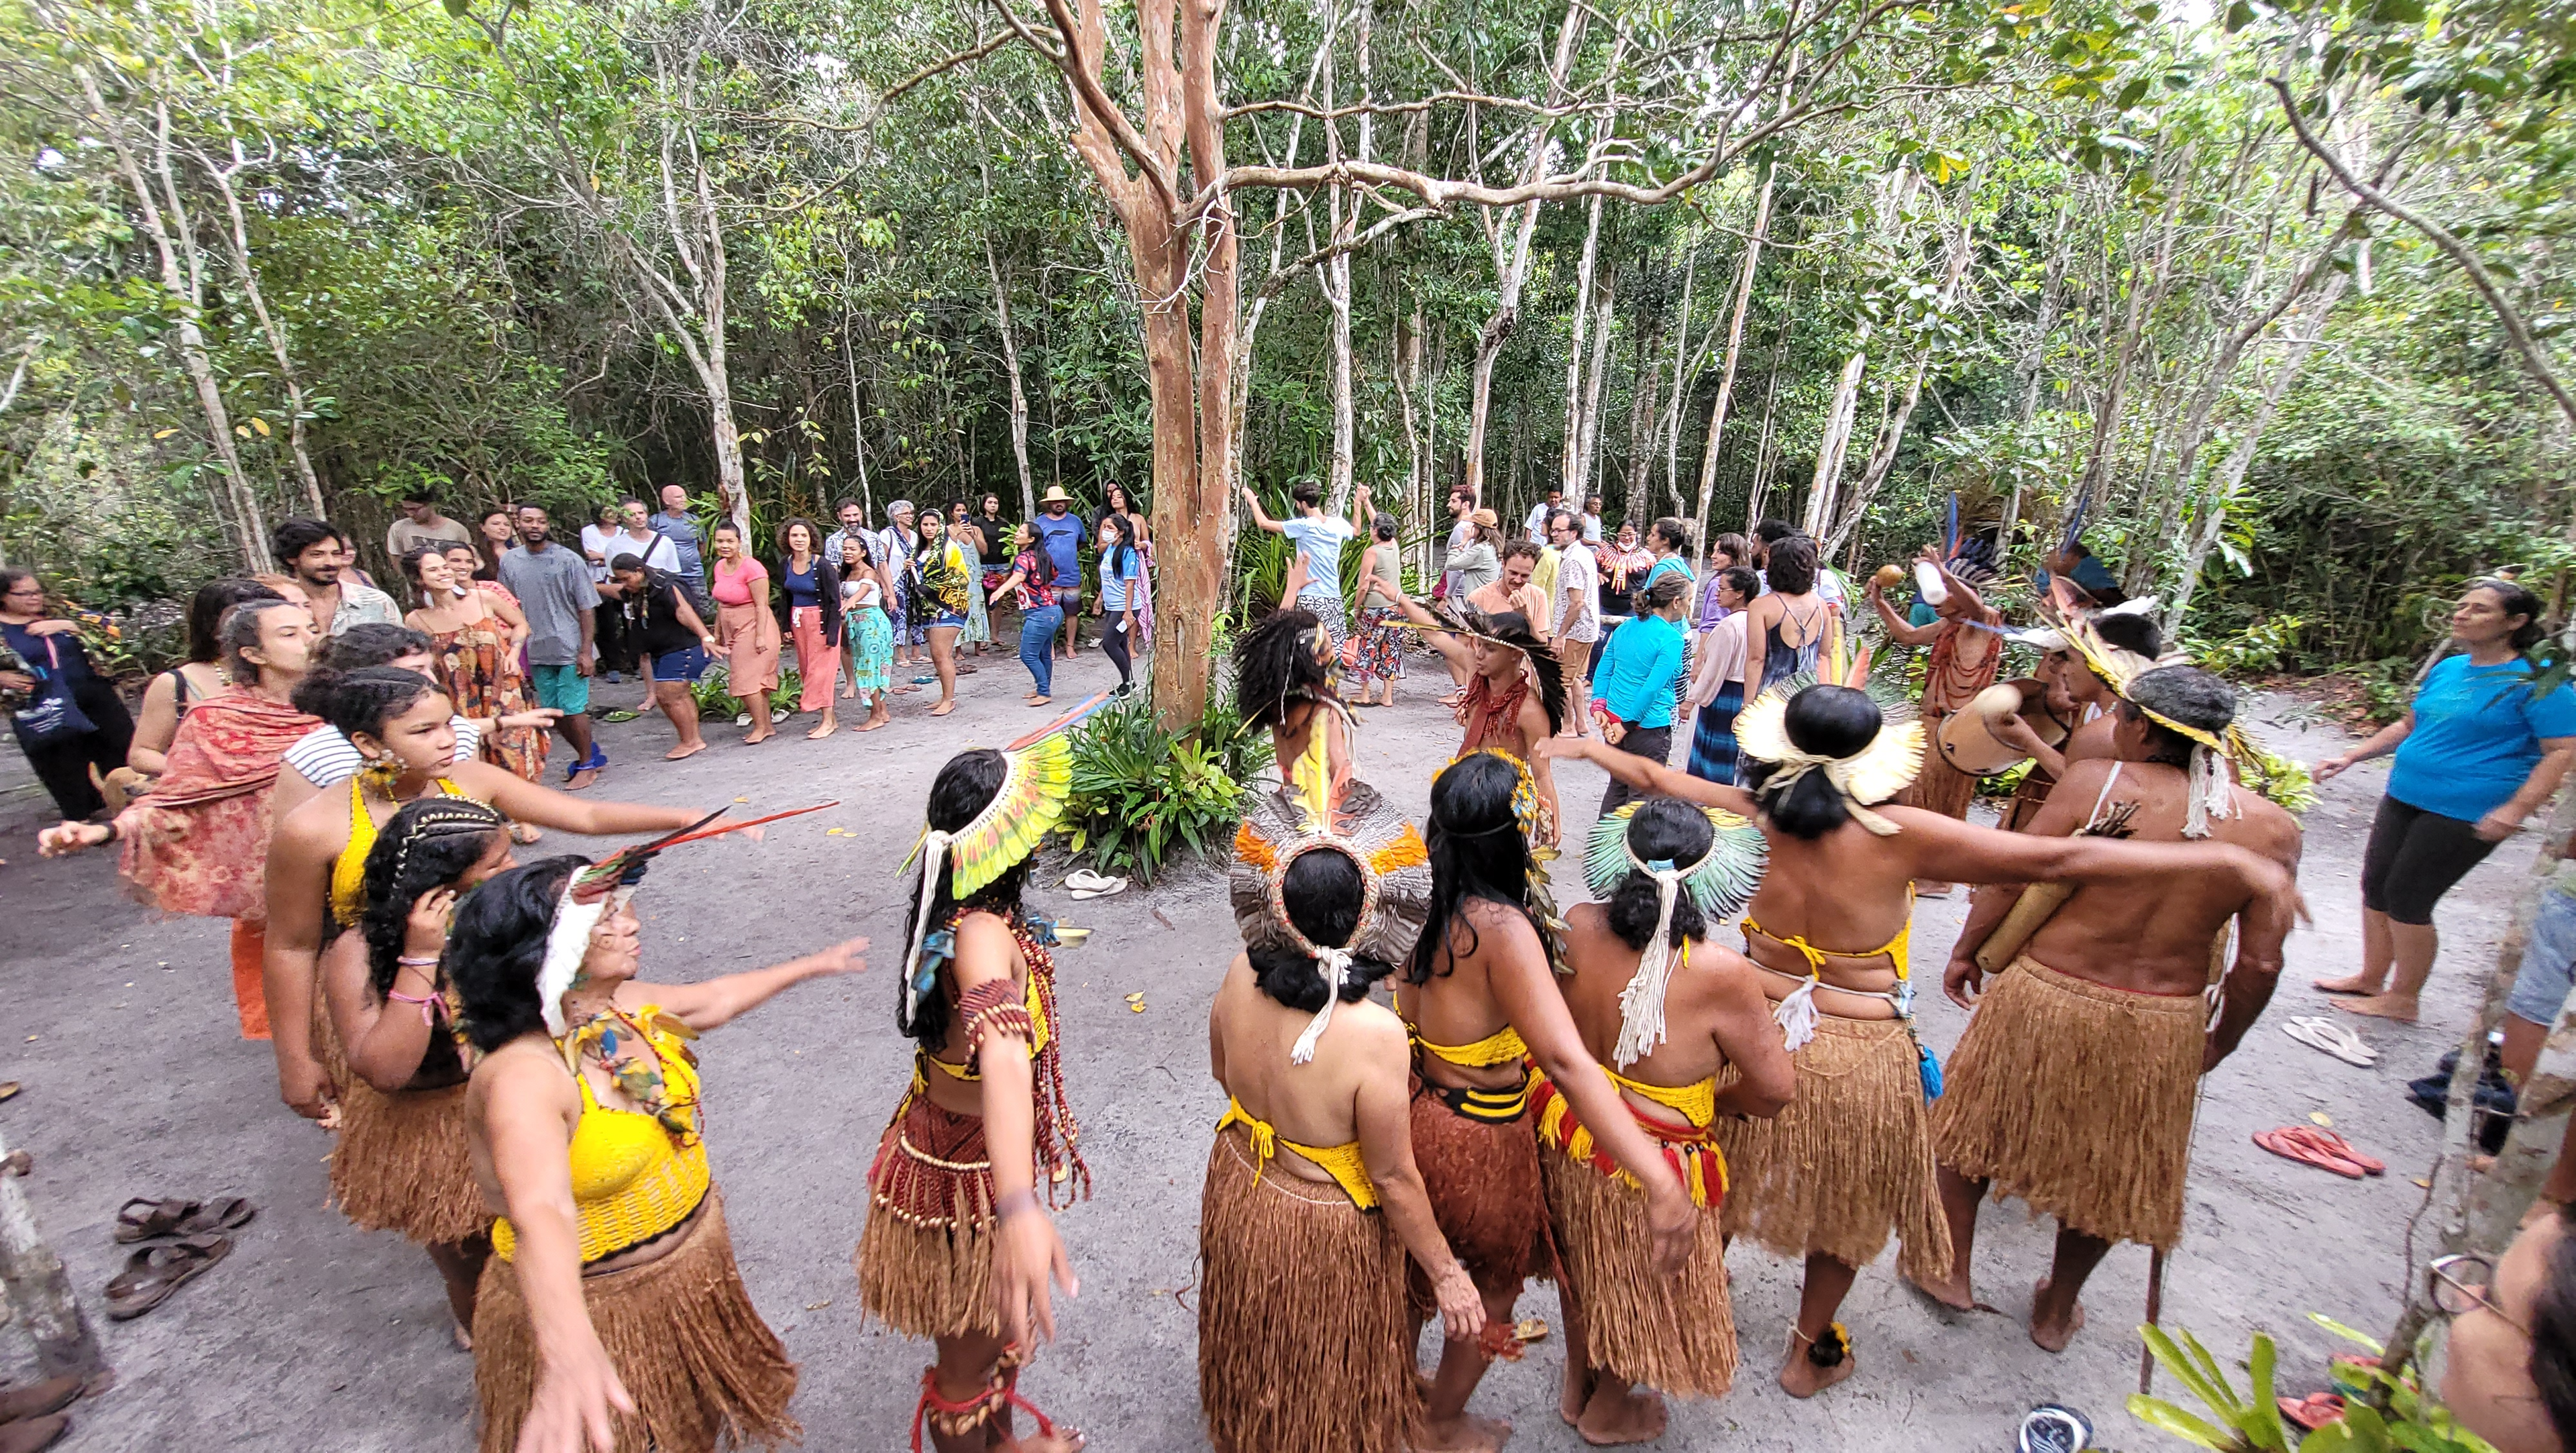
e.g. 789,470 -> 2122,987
710,521 -> 781,745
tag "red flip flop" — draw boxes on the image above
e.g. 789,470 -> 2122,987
2255,1128 -> 2363,1179
2277,1391 -> 2347,1431
2293,1127 -> 2385,1176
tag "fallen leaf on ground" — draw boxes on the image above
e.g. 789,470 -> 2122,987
1514,1317 -> 1549,1343
2412,1177 -> 2432,1189
2310,1112 -> 2334,1127
804,1299 -> 830,1311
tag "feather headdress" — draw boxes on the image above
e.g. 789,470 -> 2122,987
898,692 -> 1110,1016
1582,801 -> 1769,1067
2047,597 -> 2296,829
1231,779 -> 1432,1063
1735,675 -> 1925,836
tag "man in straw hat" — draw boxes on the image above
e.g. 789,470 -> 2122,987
1032,485 -> 1088,659
1923,663 -> 2304,1350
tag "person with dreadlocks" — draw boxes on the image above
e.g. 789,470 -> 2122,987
856,734 -> 1093,1453
319,796 -> 519,1346
447,854 -> 863,1453
1232,606 -> 1353,820
1543,680 -> 2302,1396
1381,591 -> 1570,846
1924,663 -> 2303,1351
1538,797 -> 1790,1436
1864,545 -> 2002,894
262,666 -> 706,1122
1398,749 -> 1697,1452
1200,778 -> 1483,1453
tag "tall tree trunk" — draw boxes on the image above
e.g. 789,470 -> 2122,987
1690,160 -> 1776,553
199,141 -> 325,515
1741,290 -> 1795,530
1801,343 -> 1870,537
2072,172 -> 2188,525
840,262 -> 875,520
1394,303 -> 1427,570
1623,300 -> 1660,528
1824,220 -> 1975,554
1574,272 -> 1617,502
983,230 -> 1038,518
1562,193 -> 1609,494
1660,246 -> 1699,514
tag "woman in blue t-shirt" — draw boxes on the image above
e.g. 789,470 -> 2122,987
1093,512 -> 1145,696
2314,578 -> 2576,1022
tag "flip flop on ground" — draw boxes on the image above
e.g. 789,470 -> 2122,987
2253,1128 -> 2365,1179
2283,1016 -> 2379,1067
105,1233 -> 232,1320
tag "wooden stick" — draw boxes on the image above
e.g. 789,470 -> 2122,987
2139,1246 -> 2167,1395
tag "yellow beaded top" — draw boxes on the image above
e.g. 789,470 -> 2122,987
1412,1023 -> 1529,1068
330,774 -> 468,927
492,1005 -> 710,1265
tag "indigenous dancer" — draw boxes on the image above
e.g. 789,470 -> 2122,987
1541,798 -> 1790,1436
448,854 -> 863,1452
38,598 -> 321,1043
1382,594 -> 1570,845
1927,663 -> 2303,1350
857,741 -> 1090,1453
263,667 -> 708,1120
1545,681 -> 2300,1397
1864,548 -> 2000,893
1201,780 -> 1483,1453
1232,608 -> 1353,818
1989,605 -> 2166,828
1399,750 -> 1697,1452
321,796 -> 518,1345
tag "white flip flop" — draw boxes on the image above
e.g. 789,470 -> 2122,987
1069,877 -> 1129,901
2284,1016 -> 2377,1068
1064,869 -> 1122,894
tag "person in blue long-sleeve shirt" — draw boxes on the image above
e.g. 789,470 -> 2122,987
1591,573 -> 1693,816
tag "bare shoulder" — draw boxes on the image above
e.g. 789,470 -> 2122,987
274,786 -> 347,853
950,910 -> 1019,984
1455,893 -> 1539,947
2051,756 -> 2121,800
1334,995 -> 1411,1054
471,1038 -> 571,1112
2235,792 -> 2305,867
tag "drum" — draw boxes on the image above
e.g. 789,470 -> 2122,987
1935,678 -> 2073,776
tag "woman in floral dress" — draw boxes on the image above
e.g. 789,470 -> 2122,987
400,546 -> 541,782
839,534 -> 896,731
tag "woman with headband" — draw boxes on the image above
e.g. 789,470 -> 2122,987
1199,778 -> 1482,1452
1538,798 -> 1790,1433
1544,680 -> 2302,1397
1377,591 -> 1570,846
1398,749 -> 1697,1451
448,853 -> 863,1452
320,796 -> 518,1347
857,740 -> 1090,1453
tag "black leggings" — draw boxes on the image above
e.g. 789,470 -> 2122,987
2360,794 -> 2498,926
1099,616 -> 1133,686
16,678 -> 135,821
1599,724 -> 1673,818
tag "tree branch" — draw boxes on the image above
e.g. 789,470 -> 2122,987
881,29 -> 1016,102
1254,205 -> 1440,303
2268,76 -> 2575,428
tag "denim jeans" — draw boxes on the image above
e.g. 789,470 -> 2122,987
1020,603 -> 1064,696
2508,885 -> 2576,1026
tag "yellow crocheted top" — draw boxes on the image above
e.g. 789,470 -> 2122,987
1532,1065 -> 1729,1208
1411,1024 -> 1529,1068
1217,1096 -> 1378,1210
492,1007 -> 710,1265
329,775 -> 468,927
1741,886 -> 1915,982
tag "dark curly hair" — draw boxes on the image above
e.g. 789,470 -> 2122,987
1234,607 -> 1334,733
1407,751 -> 1540,985
1248,848 -> 1394,1012
445,855 -> 588,1054
900,750 -> 1032,1053
184,578 -> 286,665
1604,799 -> 1715,951
291,665 -> 447,742
1743,685 -> 1882,840
359,798 -> 508,996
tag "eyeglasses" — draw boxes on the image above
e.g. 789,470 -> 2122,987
2429,1253 -> 2530,1338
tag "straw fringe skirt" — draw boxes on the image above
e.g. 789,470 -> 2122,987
1713,1016 -> 1951,1283
1931,955 -> 2204,1250
1540,1146 -> 1737,1397
472,1191 -> 797,1453
328,1079 -> 490,1244
1407,1081 -> 1553,1297
1898,742 -> 1980,822
1197,1127 -> 1416,1453
855,1093 -> 1002,1340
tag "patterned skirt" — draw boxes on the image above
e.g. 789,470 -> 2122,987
1686,684 -> 1744,785
1352,606 -> 1404,682
845,606 -> 894,696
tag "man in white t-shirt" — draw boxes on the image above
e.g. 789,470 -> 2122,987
1547,508 -> 1601,737
1580,495 -> 1606,543
1523,488 -> 1565,543
1242,479 -> 1368,646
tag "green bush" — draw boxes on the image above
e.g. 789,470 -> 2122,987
1061,691 -> 1273,883
2127,1317 -> 2496,1452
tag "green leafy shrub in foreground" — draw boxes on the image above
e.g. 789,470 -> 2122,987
2129,1317 -> 2495,1452
1062,692 -> 1273,883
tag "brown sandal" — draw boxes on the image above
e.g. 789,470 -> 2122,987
105,1233 -> 232,1320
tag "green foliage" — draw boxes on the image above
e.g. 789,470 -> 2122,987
1061,692 -> 1274,883
2186,616 -> 2310,676
2126,1320 -> 2498,1452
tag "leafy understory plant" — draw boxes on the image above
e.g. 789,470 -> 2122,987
2128,1317 -> 2496,1452
1060,692 -> 1270,884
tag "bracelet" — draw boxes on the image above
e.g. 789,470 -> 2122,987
396,955 -> 441,967
994,1188 -> 1044,1222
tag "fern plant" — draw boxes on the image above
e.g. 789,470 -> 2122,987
1060,690 -> 1273,883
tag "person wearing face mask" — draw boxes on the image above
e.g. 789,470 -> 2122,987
449,853 -> 863,1453
401,546 -> 543,783
38,599 -> 322,1042
256,667 -> 704,1125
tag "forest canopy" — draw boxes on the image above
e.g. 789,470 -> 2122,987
2,0 -> 2569,706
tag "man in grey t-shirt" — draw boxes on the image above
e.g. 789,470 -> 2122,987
497,504 -> 605,788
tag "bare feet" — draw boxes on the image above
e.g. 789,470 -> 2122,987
839,686 -> 856,700
1777,1328 -> 1856,1399
857,715 -> 890,733
1903,1267 -> 1978,1313
742,729 -> 773,746
2313,974 -> 2383,995
664,741 -> 708,761
890,683 -> 922,694
2029,1277 -> 2086,1353
929,700 -> 957,716
1573,1385 -> 1666,1446
1010,1433 -> 1084,1452
1415,1412 -> 1513,1452
806,719 -> 838,740
565,767 -> 600,791
451,1320 -> 474,1352
2333,993 -> 2420,1023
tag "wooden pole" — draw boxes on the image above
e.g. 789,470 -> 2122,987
0,1126 -> 109,1386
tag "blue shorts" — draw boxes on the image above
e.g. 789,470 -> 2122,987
928,609 -> 969,631
530,663 -> 591,715
649,645 -> 708,684
2508,886 -> 2576,1026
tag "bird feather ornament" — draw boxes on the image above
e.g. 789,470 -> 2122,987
1582,802 -> 1770,1067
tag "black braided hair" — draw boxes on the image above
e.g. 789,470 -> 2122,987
445,856 -> 588,1054
359,796 -> 508,998
899,749 -> 1031,1053
1246,847 -> 1393,1011
1604,798 -> 1715,951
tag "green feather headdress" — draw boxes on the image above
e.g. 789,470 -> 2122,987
1581,801 -> 1770,1068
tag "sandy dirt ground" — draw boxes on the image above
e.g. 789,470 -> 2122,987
0,641 -> 2536,1452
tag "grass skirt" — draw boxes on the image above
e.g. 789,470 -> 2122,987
855,1092 -> 1001,1340
1931,955 -> 2204,1249
473,1190 -> 797,1453
329,1078 -> 490,1245
1197,1126 -> 1416,1453
1898,744 -> 1980,822
1407,1077 -> 1552,1299
1713,1015 -> 1951,1283
1540,1125 -> 1737,1397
